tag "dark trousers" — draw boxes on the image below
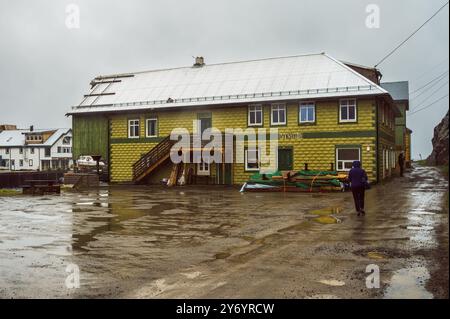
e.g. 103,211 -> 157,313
351,186 -> 365,212
399,164 -> 404,176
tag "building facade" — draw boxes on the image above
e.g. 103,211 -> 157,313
68,53 -> 403,185
381,81 -> 412,168
0,128 -> 73,171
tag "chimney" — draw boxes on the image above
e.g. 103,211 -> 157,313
30,125 -> 34,132
193,56 -> 205,67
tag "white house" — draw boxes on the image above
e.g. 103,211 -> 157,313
0,127 -> 73,171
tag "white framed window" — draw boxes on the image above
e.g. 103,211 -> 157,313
128,119 -> 140,138
5,148 -> 9,154
336,147 -> 360,171
248,105 -> 263,126
197,162 -> 210,176
19,160 -> 23,167
30,148 -> 35,154
299,102 -> 315,123
19,148 -> 23,154
271,103 -> 286,125
245,148 -> 260,171
29,159 -> 33,167
146,118 -> 158,137
339,99 -> 357,123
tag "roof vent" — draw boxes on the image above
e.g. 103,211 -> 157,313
193,56 -> 205,67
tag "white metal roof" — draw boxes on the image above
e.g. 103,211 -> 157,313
69,53 -> 389,115
0,128 -> 71,147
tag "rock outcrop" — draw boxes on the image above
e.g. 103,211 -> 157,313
427,110 -> 449,165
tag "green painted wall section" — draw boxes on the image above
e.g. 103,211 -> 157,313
72,114 -> 109,162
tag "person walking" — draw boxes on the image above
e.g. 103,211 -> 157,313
398,152 -> 405,177
348,160 -> 368,216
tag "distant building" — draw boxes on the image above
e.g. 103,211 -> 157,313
0,127 -> 73,171
0,124 -> 17,132
381,81 -> 412,168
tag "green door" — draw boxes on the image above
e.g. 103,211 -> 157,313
278,148 -> 293,171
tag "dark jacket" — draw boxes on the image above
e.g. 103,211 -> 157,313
348,161 -> 368,188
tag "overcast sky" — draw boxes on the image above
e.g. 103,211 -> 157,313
0,0 -> 448,159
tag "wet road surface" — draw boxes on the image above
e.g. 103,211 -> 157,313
0,165 -> 448,298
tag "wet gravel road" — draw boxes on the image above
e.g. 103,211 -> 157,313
0,165 -> 448,298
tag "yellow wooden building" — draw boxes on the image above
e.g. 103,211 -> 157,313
68,53 -> 403,185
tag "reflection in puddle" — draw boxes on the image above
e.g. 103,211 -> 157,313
367,251 -> 387,260
313,215 -> 341,224
384,265 -> 433,299
407,226 -> 434,231
318,279 -> 345,286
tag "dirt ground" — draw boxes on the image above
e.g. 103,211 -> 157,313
0,164 -> 448,299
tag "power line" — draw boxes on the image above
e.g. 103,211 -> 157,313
374,1 -> 449,67
412,57 -> 449,82
410,74 -> 449,102
411,80 -> 449,110
409,94 -> 449,115
409,70 -> 449,95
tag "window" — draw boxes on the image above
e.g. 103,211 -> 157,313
63,136 -> 71,144
19,160 -> 23,167
271,103 -> 286,125
57,147 -> 62,153
5,148 -> 9,154
197,162 -> 210,175
29,159 -> 33,167
146,118 -> 158,137
339,99 -> 357,122
385,149 -> 389,170
45,148 -> 50,157
336,147 -> 360,171
248,105 -> 263,126
299,102 -> 315,123
245,148 -> 260,171
19,148 -> 23,154
128,119 -> 140,138
30,148 -> 35,154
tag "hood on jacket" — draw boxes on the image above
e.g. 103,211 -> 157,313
352,160 -> 361,168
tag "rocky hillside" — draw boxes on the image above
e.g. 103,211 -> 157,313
427,110 -> 449,165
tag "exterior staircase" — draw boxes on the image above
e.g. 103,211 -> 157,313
132,136 -> 175,183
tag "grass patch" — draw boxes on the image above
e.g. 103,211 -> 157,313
0,188 -> 21,196
439,164 -> 449,179
414,160 -> 427,166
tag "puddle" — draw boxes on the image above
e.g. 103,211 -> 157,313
367,251 -> 387,260
313,215 -> 341,224
318,279 -> 345,286
409,211 -> 436,216
305,294 -> 340,299
384,265 -> 433,299
407,226 -> 434,231
214,252 -> 231,259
